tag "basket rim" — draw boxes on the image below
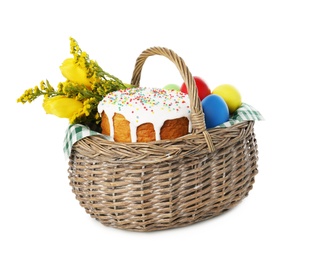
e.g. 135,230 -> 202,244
70,121 -> 255,162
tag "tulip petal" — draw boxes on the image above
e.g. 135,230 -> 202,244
60,58 -> 91,86
43,96 -> 83,119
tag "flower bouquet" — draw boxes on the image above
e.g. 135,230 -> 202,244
17,37 -> 132,132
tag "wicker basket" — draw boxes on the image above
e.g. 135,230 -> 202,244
68,47 -> 259,232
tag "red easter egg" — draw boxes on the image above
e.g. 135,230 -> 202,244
180,76 -> 211,101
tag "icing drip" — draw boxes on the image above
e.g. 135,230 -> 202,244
98,87 -> 191,141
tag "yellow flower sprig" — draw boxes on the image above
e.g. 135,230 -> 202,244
17,80 -> 58,103
17,37 -> 133,129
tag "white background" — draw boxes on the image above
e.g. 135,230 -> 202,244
1,0 -> 322,259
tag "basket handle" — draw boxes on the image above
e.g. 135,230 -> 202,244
130,47 -> 215,152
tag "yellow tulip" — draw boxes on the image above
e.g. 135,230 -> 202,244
60,58 -> 92,87
43,96 -> 83,120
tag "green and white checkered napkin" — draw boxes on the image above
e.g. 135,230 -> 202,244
63,124 -> 112,159
63,102 -> 263,158
218,102 -> 264,127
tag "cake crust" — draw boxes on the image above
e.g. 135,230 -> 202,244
160,117 -> 189,140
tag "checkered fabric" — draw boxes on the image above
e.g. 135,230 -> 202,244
63,124 -> 111,159
218,102 -> 264,127
63,102 -> 263,158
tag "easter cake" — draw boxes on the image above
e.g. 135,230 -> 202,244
98,87 -> 192,142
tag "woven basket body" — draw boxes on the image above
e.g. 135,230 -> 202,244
68,47 -> 259,232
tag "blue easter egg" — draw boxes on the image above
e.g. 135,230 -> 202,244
202,94 -> 229,128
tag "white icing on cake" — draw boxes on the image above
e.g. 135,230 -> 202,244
98,87 -> 192,141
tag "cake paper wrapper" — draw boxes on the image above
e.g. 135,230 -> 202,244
63,102 -> 264,158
